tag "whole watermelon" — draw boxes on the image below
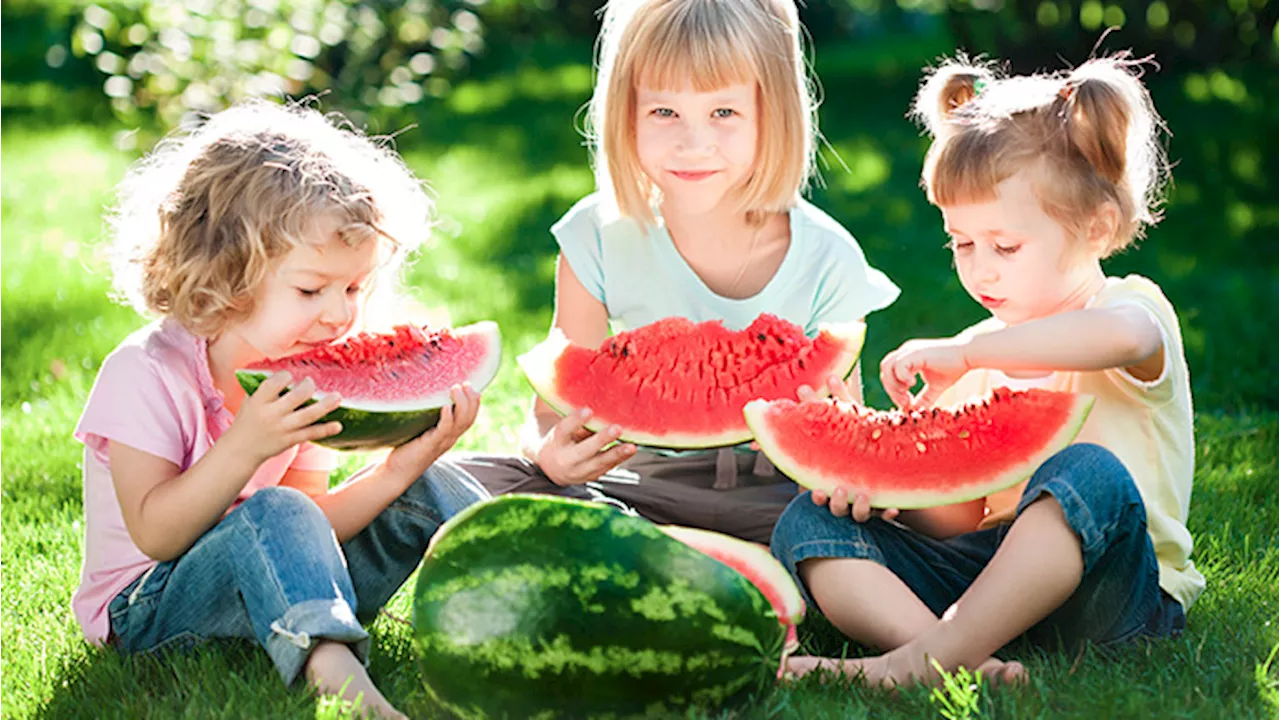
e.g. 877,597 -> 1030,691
412,494 -> 792,719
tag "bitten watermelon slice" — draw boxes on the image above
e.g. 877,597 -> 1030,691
413,494 -> 806,719
519,314 -> 865,448
236,321 -> 500,451
744,388 -> 1094,508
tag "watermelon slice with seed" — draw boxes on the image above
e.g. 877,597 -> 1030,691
744,388 -> 1094,508
235,321 -> 501,451
519,314 -> 865,449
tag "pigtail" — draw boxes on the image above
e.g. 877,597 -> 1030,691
911,56 -> 995,137
1059,53 -> 1169,230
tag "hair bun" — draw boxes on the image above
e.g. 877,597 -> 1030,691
912,57 -> 995,137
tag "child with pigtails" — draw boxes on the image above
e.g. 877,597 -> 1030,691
771,53 -> 1201,687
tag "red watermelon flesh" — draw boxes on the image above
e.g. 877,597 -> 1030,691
519,314 -> 865,448
744,388 -> 1094,508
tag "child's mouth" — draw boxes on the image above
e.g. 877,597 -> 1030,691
669,170 -> 718,182
978,295 -> 1005,309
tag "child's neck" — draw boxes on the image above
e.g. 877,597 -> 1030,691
205,331 -> 263,414
659,198 -> 790,299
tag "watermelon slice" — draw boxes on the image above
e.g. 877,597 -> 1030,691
519,314 -> 865,449
744,388 -> 1094,508
236,321 -> 501,451
414,494 -> 804,718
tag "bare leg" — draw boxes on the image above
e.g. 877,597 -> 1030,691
305,641 -> 406,719
786,558 -> 1026,684
845,497 -> 1081,688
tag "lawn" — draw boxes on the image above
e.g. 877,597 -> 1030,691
2,35 -> 1277,719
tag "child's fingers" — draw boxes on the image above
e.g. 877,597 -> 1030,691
880,507 -> 901,523
811,489 -> 830,506
277,376 -> 317,410
796,384 -> 819,403
851,493 -> 872,523
299,420 -> 343,443
827,487 -> 850,517
828,375 -> 855,403
293,392 -> 343,426
578,442 -> 636,481
748,440 -> 761,451
253,371 -> 294,400
569,424 -> 623,463
554,408 -> 593,444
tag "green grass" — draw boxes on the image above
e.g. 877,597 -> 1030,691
3,36 -> 1277,719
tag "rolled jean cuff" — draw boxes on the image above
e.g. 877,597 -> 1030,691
266,599 -> 370,685
1017,476 -> 1108,575
775,537 -> 886,608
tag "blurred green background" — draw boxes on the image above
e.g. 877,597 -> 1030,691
1,1 -> 1277,718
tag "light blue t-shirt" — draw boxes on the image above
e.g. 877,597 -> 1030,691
553,193 -> 900,336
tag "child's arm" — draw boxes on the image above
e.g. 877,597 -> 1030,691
519,255 -> 637,485
110,373 -> 344,561
881,306 -> 1164,410
280,384 -> 480,541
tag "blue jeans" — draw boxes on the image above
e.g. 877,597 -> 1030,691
107,459 -> 490,684
771,444 -> 1186,650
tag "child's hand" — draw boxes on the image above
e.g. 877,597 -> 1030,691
224,372 -> 345,464
750,376 -> 858,451
536,408 -> 637,486
384,384 -> 481,480
811,487 -> 901,524
879,337 -> 970,410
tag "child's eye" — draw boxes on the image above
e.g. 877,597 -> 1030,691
947,239 -> 973,252
296,287 -> 322,297
713,108 -> 736,119
995,244 -> 1021,256
651,107 -> 675,118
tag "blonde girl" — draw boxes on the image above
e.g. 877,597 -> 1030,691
771,54 -> 1201,687
75,101 -> 488,718
460,0 -> 899,543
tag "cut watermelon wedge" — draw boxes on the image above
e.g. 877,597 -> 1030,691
744,388 -> 1094,508
519,314 -> 865,449
236,321 -> 501,450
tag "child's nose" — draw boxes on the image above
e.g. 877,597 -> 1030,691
321,293 -> 354,327
677,121 -> 715,155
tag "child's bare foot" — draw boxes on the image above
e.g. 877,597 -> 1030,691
785,652 -> 1025,688
305,641 -> 406,719
975,657 -> 1027,686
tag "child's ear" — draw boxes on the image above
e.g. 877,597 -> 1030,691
1085,201 -> 1120,254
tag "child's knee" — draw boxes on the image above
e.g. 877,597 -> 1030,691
239,486 -> 329,536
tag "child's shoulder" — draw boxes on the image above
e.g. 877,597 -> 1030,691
552,192 -> 645,244
1094,274 -> 1178,318
97,318 -> 203,388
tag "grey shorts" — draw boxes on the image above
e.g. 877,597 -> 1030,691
453,449 -> 801,544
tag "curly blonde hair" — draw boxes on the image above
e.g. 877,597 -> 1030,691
107,99 -> 434,336
911,52 -> 1170,257
589,0 -> 817,225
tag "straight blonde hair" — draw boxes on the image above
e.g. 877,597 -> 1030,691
589,0 -> 816,225
912,53 -> 1170,256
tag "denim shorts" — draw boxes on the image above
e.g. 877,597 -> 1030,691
107,459 -> 490,684
770,443 -> 1185,650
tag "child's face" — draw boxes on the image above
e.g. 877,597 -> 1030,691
231,215 -> 381,360
941,170 -> 1101,325
634,81 -> 758,217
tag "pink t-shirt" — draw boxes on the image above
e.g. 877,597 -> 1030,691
73,317 -> 338,643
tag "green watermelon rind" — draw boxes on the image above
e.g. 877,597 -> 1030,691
413,494 -> 787,719
743,393 -> 1095,509
517,321 -> 866,449
234,321 -> 501,451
